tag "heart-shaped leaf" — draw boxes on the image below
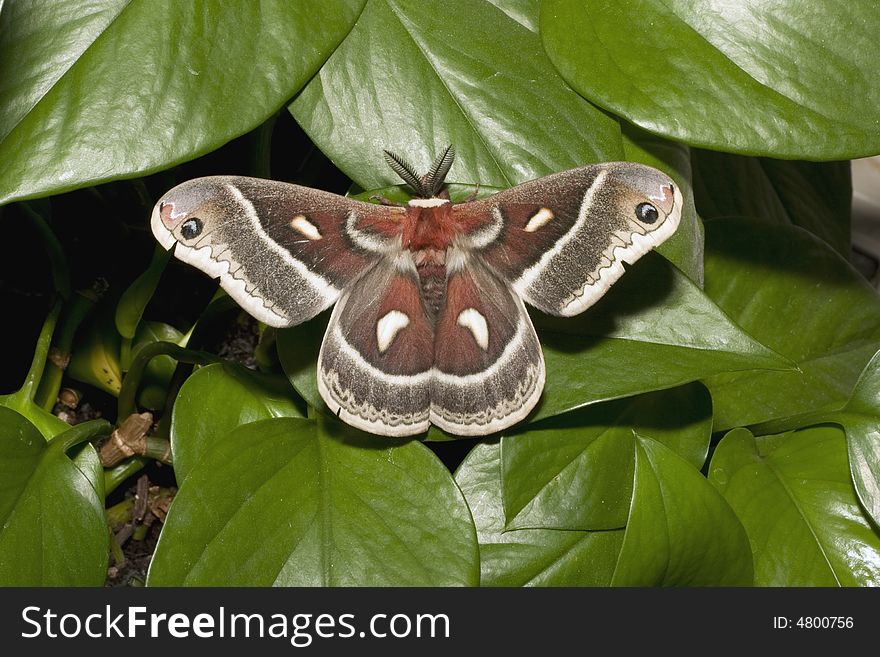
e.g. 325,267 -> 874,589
170,362 -> 304,482
611,435 -> 752,586
455,441 -> 624,586
692,151 -> 852,257
457,434 -> 752,586
290,0 -> 624,191
709,426 -> 880,586
802,350 -> 880,528
501,383 -> 712,531
148,416 -> 478,585
541,0 -> 880,159
0,409 -> 109,585
533,252 -> 790,421
703,220 -> 880,429
0,0 -> 364,204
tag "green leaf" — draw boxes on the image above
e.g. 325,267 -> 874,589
0,0 -> 364,204
277,311 -> 328,411
130,321 -> 184,410
290,0 -> 624,191
611,435 -> 753,586
533,252 -> 790,421
148,417 -> 478,586
458,432 -> 751,587
455,441 -> 624,586
541,0 -> 880,159
501,383 -> 712,531
116,245 -> 171,340
693,151 -> 852,257
709,426 -> 880,586
825,350 -> 880,528
0,409 -> 109,585
703,220 -> 880,429
67,308 -> 122,397
170,362 -> 303,482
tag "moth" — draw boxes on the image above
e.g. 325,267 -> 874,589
151,146 -> 682,437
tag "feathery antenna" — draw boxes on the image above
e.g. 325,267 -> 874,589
424,145 -> 455,197
383,145 -> 455,198
383,150 -> 427,197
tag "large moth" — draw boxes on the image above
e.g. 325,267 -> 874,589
151,147 -> 682,437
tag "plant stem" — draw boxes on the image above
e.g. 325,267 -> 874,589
104,457 -> 149,498
34,285 -> 105,410
21,202 -> 71,299
117,342 -> 219,419
51,418 -> 113,455
18,299 -> 62,404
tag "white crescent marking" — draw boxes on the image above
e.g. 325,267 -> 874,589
456,308 -> 489,350
290,214 -> 322,240
376,310 -> 410,353
226,184 -> 339,303
513,170 -> 607,293
523,207 -> 555,232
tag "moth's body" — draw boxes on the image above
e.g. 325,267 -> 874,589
400,198 -> 456,317
152,151 -> 683,437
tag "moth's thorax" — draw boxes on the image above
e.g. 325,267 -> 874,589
401,199 -> 455,250
400,199 -> 457,317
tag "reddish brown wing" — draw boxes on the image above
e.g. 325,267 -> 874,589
452,163 -> 682,316
430,258 -> 544,436
152,176 -> 405,327
317,257 -> 434,437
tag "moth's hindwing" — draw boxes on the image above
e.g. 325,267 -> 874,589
455,162 -> 683,317
151,176 -> 403,327
318,256 -> 434,437
430,257 -> 544,436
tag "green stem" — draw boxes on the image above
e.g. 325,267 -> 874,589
144,436 -> 173,464
109,525 -> 126,565
33,286 -> 104,410
118,342 -> 219,419
50,418 -> 113,455
18,299 -> 62,404
21,202 -> 71,299
104,457 -> 149,498
106,497 -> 135,526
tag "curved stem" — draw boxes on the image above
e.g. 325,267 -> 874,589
118,342 -> 220,419
34,286 -> 103,410
51,418 -> 113,455
104,457 -> 149,498
21,202 -> 71,299
19,299 -> 62,403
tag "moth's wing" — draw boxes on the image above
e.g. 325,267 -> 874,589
318,255 -> 434,437
431,257 -> 544,435
453,162 -> 683,316
151,176 -> 404,327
